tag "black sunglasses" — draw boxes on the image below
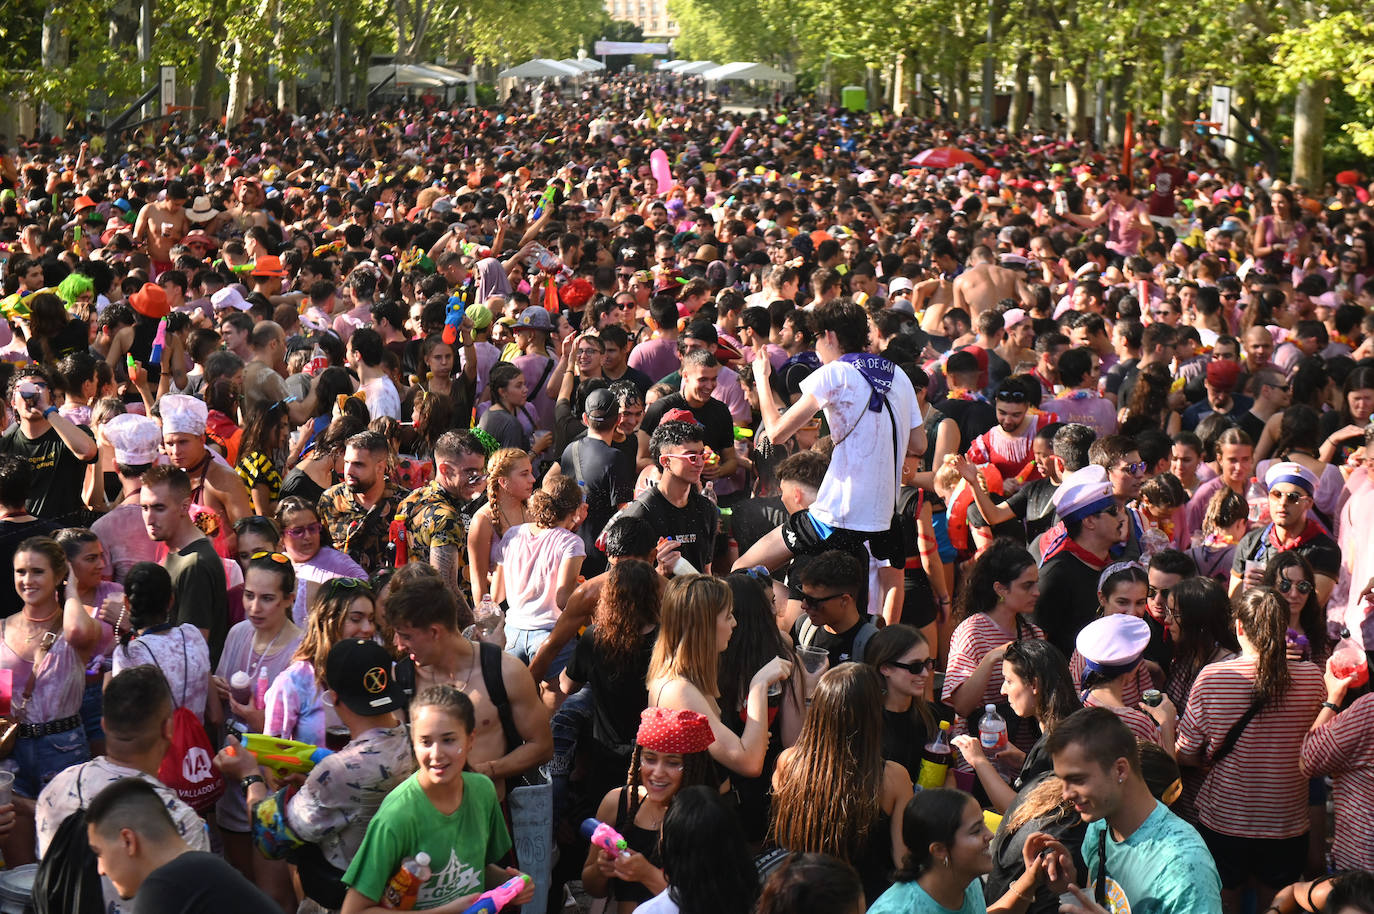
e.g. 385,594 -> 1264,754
888,658 -> 937,675
997,391 -> 1029,404
798,591 -> 848,610
1277,578 -> 1314,595
1147,585 -> 1170,600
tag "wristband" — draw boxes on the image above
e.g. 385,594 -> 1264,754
1322,701 -> 1340,712
42,406 -> 58,419
240,774 -> 265,795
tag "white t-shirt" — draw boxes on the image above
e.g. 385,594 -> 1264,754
637,889 -> 681,914
800,358 -> 921,532
360,375 -> 401,420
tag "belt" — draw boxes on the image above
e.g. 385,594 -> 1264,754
19,715 -> 82,739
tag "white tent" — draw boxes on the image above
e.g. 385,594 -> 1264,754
658,60 -> 692,71
417,62 -> 473,83
497,58 -> 581,79
700,61 -> 795,83
367,64 -> 453,89
674,61 -> 718,76
560,58 -> 604,72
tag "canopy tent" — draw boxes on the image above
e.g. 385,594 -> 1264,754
560,58 -> 604,72
674,61 -> 718,76
416,63 -> 473,83
497,58 -> 581,79
367,64 -> 456,89
700,61 -> 795,83
657,60 -> 692,71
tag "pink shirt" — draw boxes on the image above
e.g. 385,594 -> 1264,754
501,524 -> 585,631
628,337 -> 681,385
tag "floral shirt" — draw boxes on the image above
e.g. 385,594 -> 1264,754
251,724 -> 415,870
395,480 -> 471,601
316,480 -> 409,575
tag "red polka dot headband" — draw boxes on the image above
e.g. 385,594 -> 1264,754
636,707 -> 716,754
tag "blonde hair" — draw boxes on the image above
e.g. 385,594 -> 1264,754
648,575 -> 731,699
485,447 -> 530,537
1002,775 -> 1075,834
1202,487 -> 1247,534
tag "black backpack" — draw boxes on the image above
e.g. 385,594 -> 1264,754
33,773 -> 104,914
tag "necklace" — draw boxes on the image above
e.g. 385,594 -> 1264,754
246,621 -> 292,675
22,606 -> 61,641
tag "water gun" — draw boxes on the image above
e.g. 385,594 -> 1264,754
125,353 -> 138,383
701,445 -> 720,467
149,317 -> 168,364
442,281 -> 475,345
459,874 -> 531,914
733,426 -> 754,440
532,183 -> 558,220
580,818 -> 630,858
238,733 -> 332,776
389,512 -> 410,567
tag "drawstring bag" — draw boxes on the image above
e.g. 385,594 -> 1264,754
139,629 -> 225,811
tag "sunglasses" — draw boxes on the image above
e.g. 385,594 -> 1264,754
888,657 -> 937,675
251,551 -> 291,564
1097,504 -> 1123,518
284,522 -> 323,539
662,452 -> 705,466
1116,461 -> 1147,475
1268,490 -> 1309,505
997,391 -> 1029,404
324,577 -> 368,594
1147,585 -> 1170,601
462,470 -> 489,485
1277,578 -> 1314,595
798,591 -> 849,610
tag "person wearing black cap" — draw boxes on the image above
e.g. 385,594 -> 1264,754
550,387 -> 636,575
214,638 -> 414,910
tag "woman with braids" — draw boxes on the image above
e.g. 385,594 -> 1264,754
264,577 -> 377,745
467,447 -> 535,602
867,788 -> 1073,914
769,663 -> 912,903
866,624 -> 938,785
561,559 -> 662,816
110,561 -> 214,724
1174,588 -> 1324,910
581,708 -> 718,914
952,639 -> 1080,813
718,571 -> 803,841
647,575 -> 790,779
941,539 -> 1046,784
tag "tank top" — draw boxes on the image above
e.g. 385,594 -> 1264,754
0,619 -> 84,723
610,789 -> 664,904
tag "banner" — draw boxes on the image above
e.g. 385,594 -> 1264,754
594,41 -> 670,56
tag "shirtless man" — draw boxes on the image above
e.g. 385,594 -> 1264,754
386,564 -> 552,799
132,180 -> 190,279
914,240 -> 962,336
952,246 -> 1034,318
158,394 -> 252,553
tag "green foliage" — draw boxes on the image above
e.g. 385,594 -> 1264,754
1271,9 -> 1374,155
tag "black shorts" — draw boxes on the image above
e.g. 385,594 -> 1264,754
1195,824 -> 1307,890
781,509 -> 873,557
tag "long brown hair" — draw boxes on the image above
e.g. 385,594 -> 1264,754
864,624 -> 936,735
592,559 -> 661,666
1234,587 -> 1291,702
1002,775 -> 1076,834
622,744 -> 718,821
648,575 -> 731,699
295,578 -> 375,689
769,663 -> 886,864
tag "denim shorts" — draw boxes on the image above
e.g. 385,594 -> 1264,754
505,627 -> 575,683
8,726 -> 92,799
80,678 -> 105,743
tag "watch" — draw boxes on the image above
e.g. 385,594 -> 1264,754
240,774 -> 265,795
1322,701 -> 1341,712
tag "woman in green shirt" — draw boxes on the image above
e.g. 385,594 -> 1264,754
868,789 -> 1073,914
341,685 -> 536,913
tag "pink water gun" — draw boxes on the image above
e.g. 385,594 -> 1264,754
458,874 -> 530,914
581,818 -> 630,858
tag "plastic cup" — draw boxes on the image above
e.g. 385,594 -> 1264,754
797,645 -> 829,676
1244,560 -> 1264,586
0,770 -> 14,808
229,671 -> 253,706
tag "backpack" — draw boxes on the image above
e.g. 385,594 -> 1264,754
796,615 -> 878,665
137,629 -> 225,811
33,772 -> 104,914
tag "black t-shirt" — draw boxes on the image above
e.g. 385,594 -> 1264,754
969,477 -> 1058,546
641,393 -> 734,458
279,467 -> 327,505
730,495 -> 787,556
986,348 -> 1012,391
793,614 -> 870,668
934,397 -> 996,450
1034,550 -> 1105,658
1231,525 -> 1341,580
604,364 -> 654,397
0,422 -> 97,523
618,484 -> 718,572
1103,357 -> 1137,398
133,852 -> 281,914
26,318 -> 89,365
560,435 -> 637,573
1236,410 -> 1267,445
882,706 -> 931,785
566,623 -> 657,754
0,517 -> 60,618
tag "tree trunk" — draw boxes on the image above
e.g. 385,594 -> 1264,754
1007,53 -> 1029,132
1030,54 -> 1052,133
1160,40 -> 1180,147
955,58 -> 970,123
1065,70 -> 1087,140
1291,77 -> 1325,186
1225,80 -> 1250,171
40,6 -> 70,134
1108,68 -> 1129,146
193,33 -> 216,116
894,52 -> 912,115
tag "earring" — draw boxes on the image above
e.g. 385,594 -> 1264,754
943,857 -> 950,868
1118,776 -> 1124,783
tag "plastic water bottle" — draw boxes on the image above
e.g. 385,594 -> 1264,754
382,852 -> 432,910
1331,627 -> 1369,689
1246,476 -> 1270,526
254,665 -> 270,710
474,594 -> 502,638
979,704 -> 1008,755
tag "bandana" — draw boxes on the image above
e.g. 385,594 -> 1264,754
839,353 -> 896,412
636,708 -> 715,754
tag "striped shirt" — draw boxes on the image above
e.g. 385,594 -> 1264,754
1300,693 -> 1374,869
1084,693 -> 1160,744
943,612 -> 1046,763
1176,656 -> 1324,838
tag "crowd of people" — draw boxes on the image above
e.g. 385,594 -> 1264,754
0,68 -> 1372,914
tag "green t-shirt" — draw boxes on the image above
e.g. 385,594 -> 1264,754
1083,800 -> 1222,914
343,772 -> 512,909
869,878 -> 986,914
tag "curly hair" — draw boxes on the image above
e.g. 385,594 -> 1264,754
592,559 -> 660,667
528,473 -> 583,528
953,538 -> 1036,623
